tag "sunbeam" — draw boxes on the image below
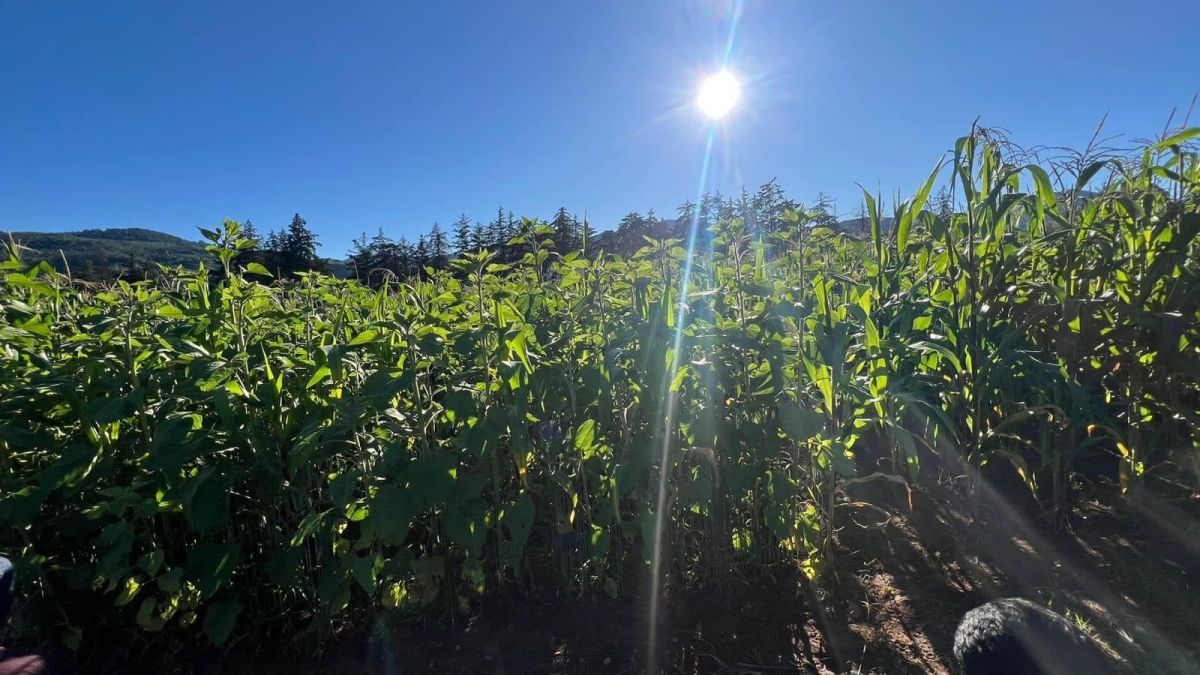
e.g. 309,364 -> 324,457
646,124 -> 717,672
647,3 -> 745,670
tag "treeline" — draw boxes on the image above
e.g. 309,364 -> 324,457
232,213 -> 324,277
20,179 -> 853,284
346,207 -> 592,284
343,180 -> 842,286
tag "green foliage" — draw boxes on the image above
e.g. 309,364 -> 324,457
0,130 -> 1197,664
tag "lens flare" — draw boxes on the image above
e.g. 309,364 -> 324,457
696,70 -> 740,119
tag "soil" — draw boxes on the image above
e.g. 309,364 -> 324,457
235,467 -> 1200,675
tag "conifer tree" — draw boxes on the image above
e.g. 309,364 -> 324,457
348,231 -> 373,281
428,222 -> 449,268
471,222 -> 487,252
488,207 -> 506,248
452,214 -> 472,255
504,210 -> 517,242
281,213 -> 319,276
550,206 -> 578,251
415,235 -> 429,270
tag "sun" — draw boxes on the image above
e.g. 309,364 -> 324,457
696,69 -> 740,120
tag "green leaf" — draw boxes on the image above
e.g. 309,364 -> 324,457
499,493 -> 535,572
406,455 -> 456,506
1026,164 -> 1057,209
114,576 -> 142,607
445,469 -> 489,557
898,159 -> 944,259
243,262 -> 272,277
444,502 -> 487,558
185,471 -> 230,533
350,554 -> 381,593
145,418 -> 193,473
185,543 -> 239,599
861,188 -> 881,252
317,564 -> 352,612
1074,160 -> 1108,193
89,388 -> 145,424
136,596 -> 164,632
306,365 -> 331,389
909,340 -> 963,373
441,389 -> 476,424
778,404 -> 824,441
368,485 -> 416,545
1154,127 -> 1200,150
138,550 -> 165,577
290,511 -> 330,548
363,370 -> 405,408
202,600 -> 241,646
574,419 -> 597,454
506,331 -> 534,372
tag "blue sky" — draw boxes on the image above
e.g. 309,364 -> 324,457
2,1 -> 1197,256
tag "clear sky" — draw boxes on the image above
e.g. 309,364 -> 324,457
2,1 -> 1197,257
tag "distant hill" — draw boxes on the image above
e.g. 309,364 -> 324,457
5,228 -> 211,276
3,227 -> 351,280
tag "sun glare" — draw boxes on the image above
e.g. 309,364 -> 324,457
696,70 -> 740,119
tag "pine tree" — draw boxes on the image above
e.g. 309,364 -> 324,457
550,206 -> 578,251
471,222 -> 487,252
645,208 -> 670,240
348,231 -> 373,282
699,192 -> 723,230
396,237 -> 416,277
616,212 -> 649,254
232,218 -> 262,269
281,213 -> 319,276
676,200 -> 697,223
241,219 -> 260,247
452,214 -> 472,256
262,228 -> 285,276
753,180 -> 783,232
428,223 -> 449,268
488,207 -> 506,248
736,187 -> 755,231
934,185 -> 955,221
813,192 -> 838,229
358,228 -> 400,284
415,235 -> 429,271
504,211 -> 517,242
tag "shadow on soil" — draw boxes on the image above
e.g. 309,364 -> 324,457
243,472 -> 1200,675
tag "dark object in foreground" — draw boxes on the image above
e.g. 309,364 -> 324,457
954,597 -> 1109,674
0,557 -> 46,675
0,557 -> 12,626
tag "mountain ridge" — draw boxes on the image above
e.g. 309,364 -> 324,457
5,227 -> 210,277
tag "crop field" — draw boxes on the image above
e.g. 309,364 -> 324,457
1,130 -> 1198,672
